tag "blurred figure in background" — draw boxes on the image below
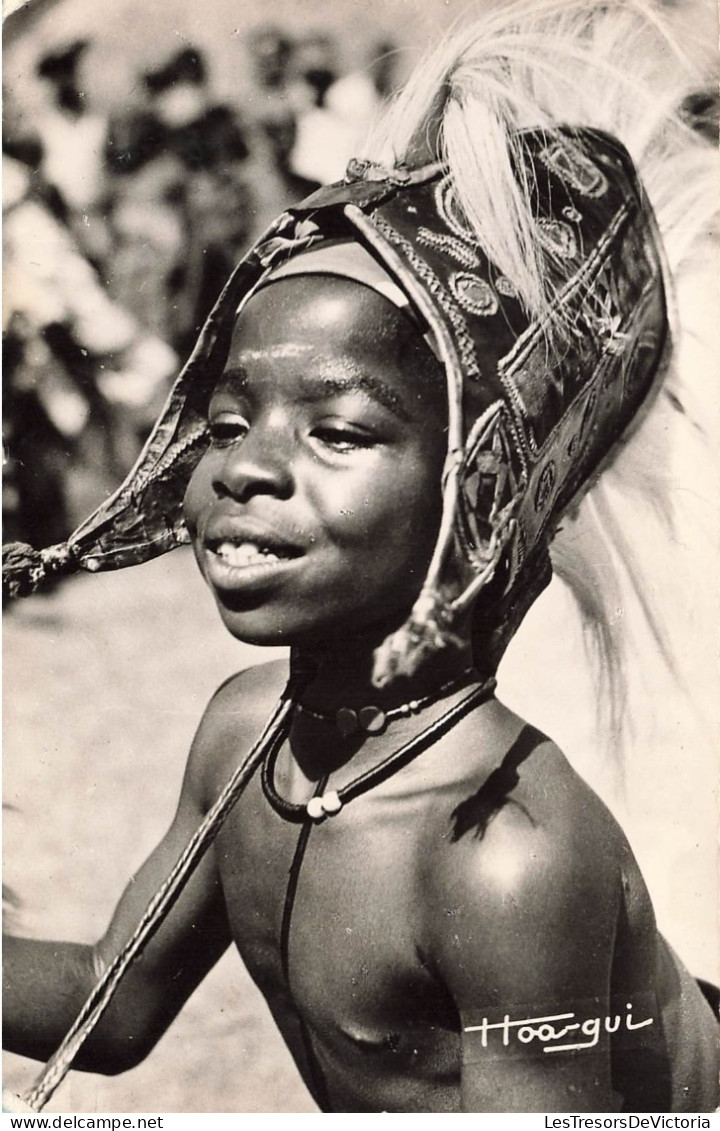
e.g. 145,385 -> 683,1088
289,32 -> 339,110
369,39 -> 399,101
245,24 -> 320,200
2,143 -> 177,552
2,24 -> 399,569
105,46 -> 253,354
288,37 -> 398,186
682,88 -> 719,143
34,38 -> 112,270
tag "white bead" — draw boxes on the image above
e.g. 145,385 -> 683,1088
321,791 -> 343,814
306,796 -> 325,820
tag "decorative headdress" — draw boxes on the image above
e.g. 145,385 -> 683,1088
4,1 -> 715,703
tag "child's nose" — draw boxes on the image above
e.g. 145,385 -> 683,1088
212,422 -> 294,503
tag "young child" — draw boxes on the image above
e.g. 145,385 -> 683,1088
3,1 -> 719,1114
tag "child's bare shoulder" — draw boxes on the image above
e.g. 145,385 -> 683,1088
424,708 -> 628,984
206,659 -> 289,720
461,722 -> 625,895
184,659 -> 289,810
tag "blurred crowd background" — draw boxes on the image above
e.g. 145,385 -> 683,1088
4,0 -> 717,556
2,0 -> 441,552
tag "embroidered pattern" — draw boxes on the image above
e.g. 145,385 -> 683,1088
450,273 -> 499,318
539,139 -> 609,198
457,410 -> 520,567
498,200 -> 634,457
534,461 -> 557,511
373,214 -> 481,381
495,276 -> 519,298
537,219 -> 577,259
417,226 -> 480,269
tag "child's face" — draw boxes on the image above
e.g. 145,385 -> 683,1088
184,277 -> 447,648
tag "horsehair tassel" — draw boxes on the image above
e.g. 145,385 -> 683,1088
2,542 -> 79,601
23,685 -> 297,1111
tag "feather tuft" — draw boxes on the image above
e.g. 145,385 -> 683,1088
363,0 -> 719,750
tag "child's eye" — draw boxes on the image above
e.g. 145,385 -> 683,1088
208,414 -> 249,447
312,425 -> 377,453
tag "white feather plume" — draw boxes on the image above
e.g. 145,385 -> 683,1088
362,0 -> 719,748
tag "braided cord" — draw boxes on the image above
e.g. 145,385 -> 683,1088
23,689 -> 295,1112
341,677 -> 495,804
262,676 -> 496,821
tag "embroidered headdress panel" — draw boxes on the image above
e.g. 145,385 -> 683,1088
271,127 -> 667,679
2,127 -> 667,687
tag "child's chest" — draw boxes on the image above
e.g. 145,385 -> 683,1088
213,766 -> 462,1110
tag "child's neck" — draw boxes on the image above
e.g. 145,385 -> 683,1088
290,637 -> 476,716
281,635 -> 481,789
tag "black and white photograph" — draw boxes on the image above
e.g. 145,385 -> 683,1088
2,0 -> 719,1115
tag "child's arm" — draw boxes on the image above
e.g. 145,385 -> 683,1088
428,749 -> 621,1112
2,683 -> 239,1076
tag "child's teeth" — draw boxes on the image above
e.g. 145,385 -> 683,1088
216,541 -> 280,566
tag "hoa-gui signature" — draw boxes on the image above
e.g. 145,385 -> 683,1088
464,1002 -> 653,1053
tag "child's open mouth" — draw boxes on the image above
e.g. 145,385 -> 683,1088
214,541 -> 288,568
203,532 -> 303,590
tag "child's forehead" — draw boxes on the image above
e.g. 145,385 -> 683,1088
231,275 -> 407,348
225,276 -> 445,404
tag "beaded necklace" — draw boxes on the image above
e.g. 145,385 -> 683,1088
294,666 -> 478,736
262,676 -> 496,823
